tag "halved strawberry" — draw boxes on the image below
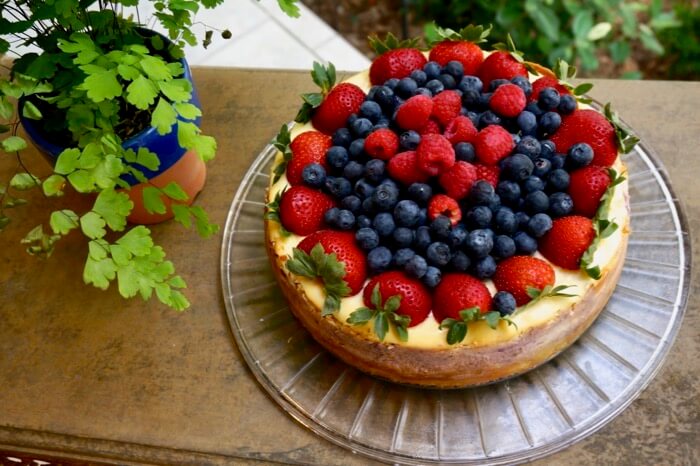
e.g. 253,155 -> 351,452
493,256 -> 555,306
550,109 -> 618,167
362,271 -> 432,327
278,186 -> 335,236
433,273 -> 492,321
427,24 -> 490,75
369,33 -> 427,85
287,131 -> 332,185
538,216 -> 595,270
568,166 -> 611,217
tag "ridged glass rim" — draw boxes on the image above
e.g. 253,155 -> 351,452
220,123 -> 691,465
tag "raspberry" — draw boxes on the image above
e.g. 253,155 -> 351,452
490,83 -> 526,118
419,118 -> 442,135
364,128 -> 399,160
443,115 -> 477,144
438,161 -> 477,200
416,133 -> 455,176
395,95 -> 433,131
474,125 -> 514,165
431,90 -> 462,126
387,151 -> 429,186
474,164 -> 500,187
428,194 -> 462,225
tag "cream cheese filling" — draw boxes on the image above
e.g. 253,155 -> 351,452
266,68 -> 629,349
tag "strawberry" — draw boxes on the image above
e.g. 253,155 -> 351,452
364,128 -> 399,160
419,118 -> 442,135
428,194 -> 461,225
370,48 -> 427,85
538,216 -> 595,270
278,186 -> 335,236
493,256 -> 555,306
490,83 -> 526,118
395,95 -> 433,131
438,161 -> 477,200
568,166 -> 611,217
312,82 -> 366,135
478,50 -> 528,90
443,115 -> 477,144
426,24 -> 490,75
431,90 -> 462,126
363,271 -> 432,327
287,131 -> 332,185
474,164 -> 500,187
433,273 -> 492,322
474,125 -> 514,165
530,76 -> 571,103
416,133 -> 455,176
550,109 -> 618,167
297,230 -> 367,295
387,151 -> 430,186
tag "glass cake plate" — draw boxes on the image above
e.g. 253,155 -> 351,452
220,131 -> 690,465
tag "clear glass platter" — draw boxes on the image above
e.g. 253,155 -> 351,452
220,133 -> 690,465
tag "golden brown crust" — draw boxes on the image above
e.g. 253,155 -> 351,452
264,207 -> 629,388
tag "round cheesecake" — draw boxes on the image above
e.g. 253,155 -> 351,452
264,47 -> 631,388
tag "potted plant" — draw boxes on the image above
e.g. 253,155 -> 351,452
0,0 -> 300,310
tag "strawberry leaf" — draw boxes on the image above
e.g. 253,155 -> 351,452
445,321 -> 467,345
369,32 -> 422,54
425,22 -> 491,46
604,103 -> 640,154
347,306 -> 373,324
526,284 -> 578,306
440,305 -> 516,345
493,34 -> 525,62
374,311 -> 389,341
271,125 -> 293,183
347,284 -> 409,341
265,188 -> 290,237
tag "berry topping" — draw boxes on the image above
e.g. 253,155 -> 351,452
489,83 -> 526,118
387,150 -> 430,186
477,50 -> 528,90
428,194 -> 462,225
313,82 -> 366,135
550,109 -> 618,167
530,75 -> 570,103
395,94 -> 434,130
433,273 -> 493,321
443,115 -> 478,144
438,160 -> 478,200
287,131 -> 332,185
278,186 -> 336,236
431,90 -> 462,126
360,271 -> 433,330
493,256 -> 555,306
416,133 -> 456,176
538,216 -> 596,270
474,125 -> 514,165
364,128 -> 400,160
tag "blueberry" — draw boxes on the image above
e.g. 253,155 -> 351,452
372,182 -> 399,211
473,255 -> 497,279
430,215 -> 452,241
528,212 -> 553,238
302,163 -> 326,188
394,248 -> 416,267
455,142 -> 476,162
465,229 -> 494,258
347,113 -> 358,127
448,224 -> 468,248
325,176 -> 352,198
494,207 -> 518,234
356,214 -> 372,229
410,69 -> 428,86
533,158 -> 552,178
354,178 -> 375,199
380,177 -> 398,190
515,136 -> 541,159
461,89 -> 481,108
496,180 -> 520,207
547,169 -> 570,192
517,111 -> 538,135
413,87 -> 433,98
524,190 -> 550,214
343,160 -> 364,181
423,61 -> 442,79
355,227 -> 380,250
373,212 -> 396,237
550,154 -> 566,170
374,86 -> 395,110
364,159 -> 386,184
445,60 -> 464,80
407,183 -> 432,205
414,226 -> 432,251
341,195 -> 362,214
516,211 -> 530,229
425,79 -> 445,95
396,77 -> 418,98
511,75 -> 532,96
348,139 -> 366,161
567,142 -> 594,169
336,209 -> 355,230
525,101 -> 544,117
394,199 -> 421,227
466,110 -> 480,127
351,117 -> 373,138
493,291 -> 517,315
405,254 -> 428,278
538,87 -> 561,110
493,234 -> 516,259
368,246 -> 392,274
469,180 -> 496,206
393,227 -> 415,248
422,266 -> 442,287
522,175 -> 545,193
466,205 -> 493,229
450,250 -> 471,272
426,241 -> 451,266
558,94 -> 577,114
324,207 -> 339,227
362,196 -> 376,215
384,78 -> 400,89
479,110 -> 501,128
539,112 -> 562,136
549,192 -> 574,217
540,140 -> 556,158
438,73 -> 457,90
501,154 -> 534,182
417,207 -> 428,226
513,231 -> 538,254
459,75 -> 483,93
332,128 -> 352,147
359,101 -> 382,122
326,146 -> 349,170
399,130 -> 421,151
